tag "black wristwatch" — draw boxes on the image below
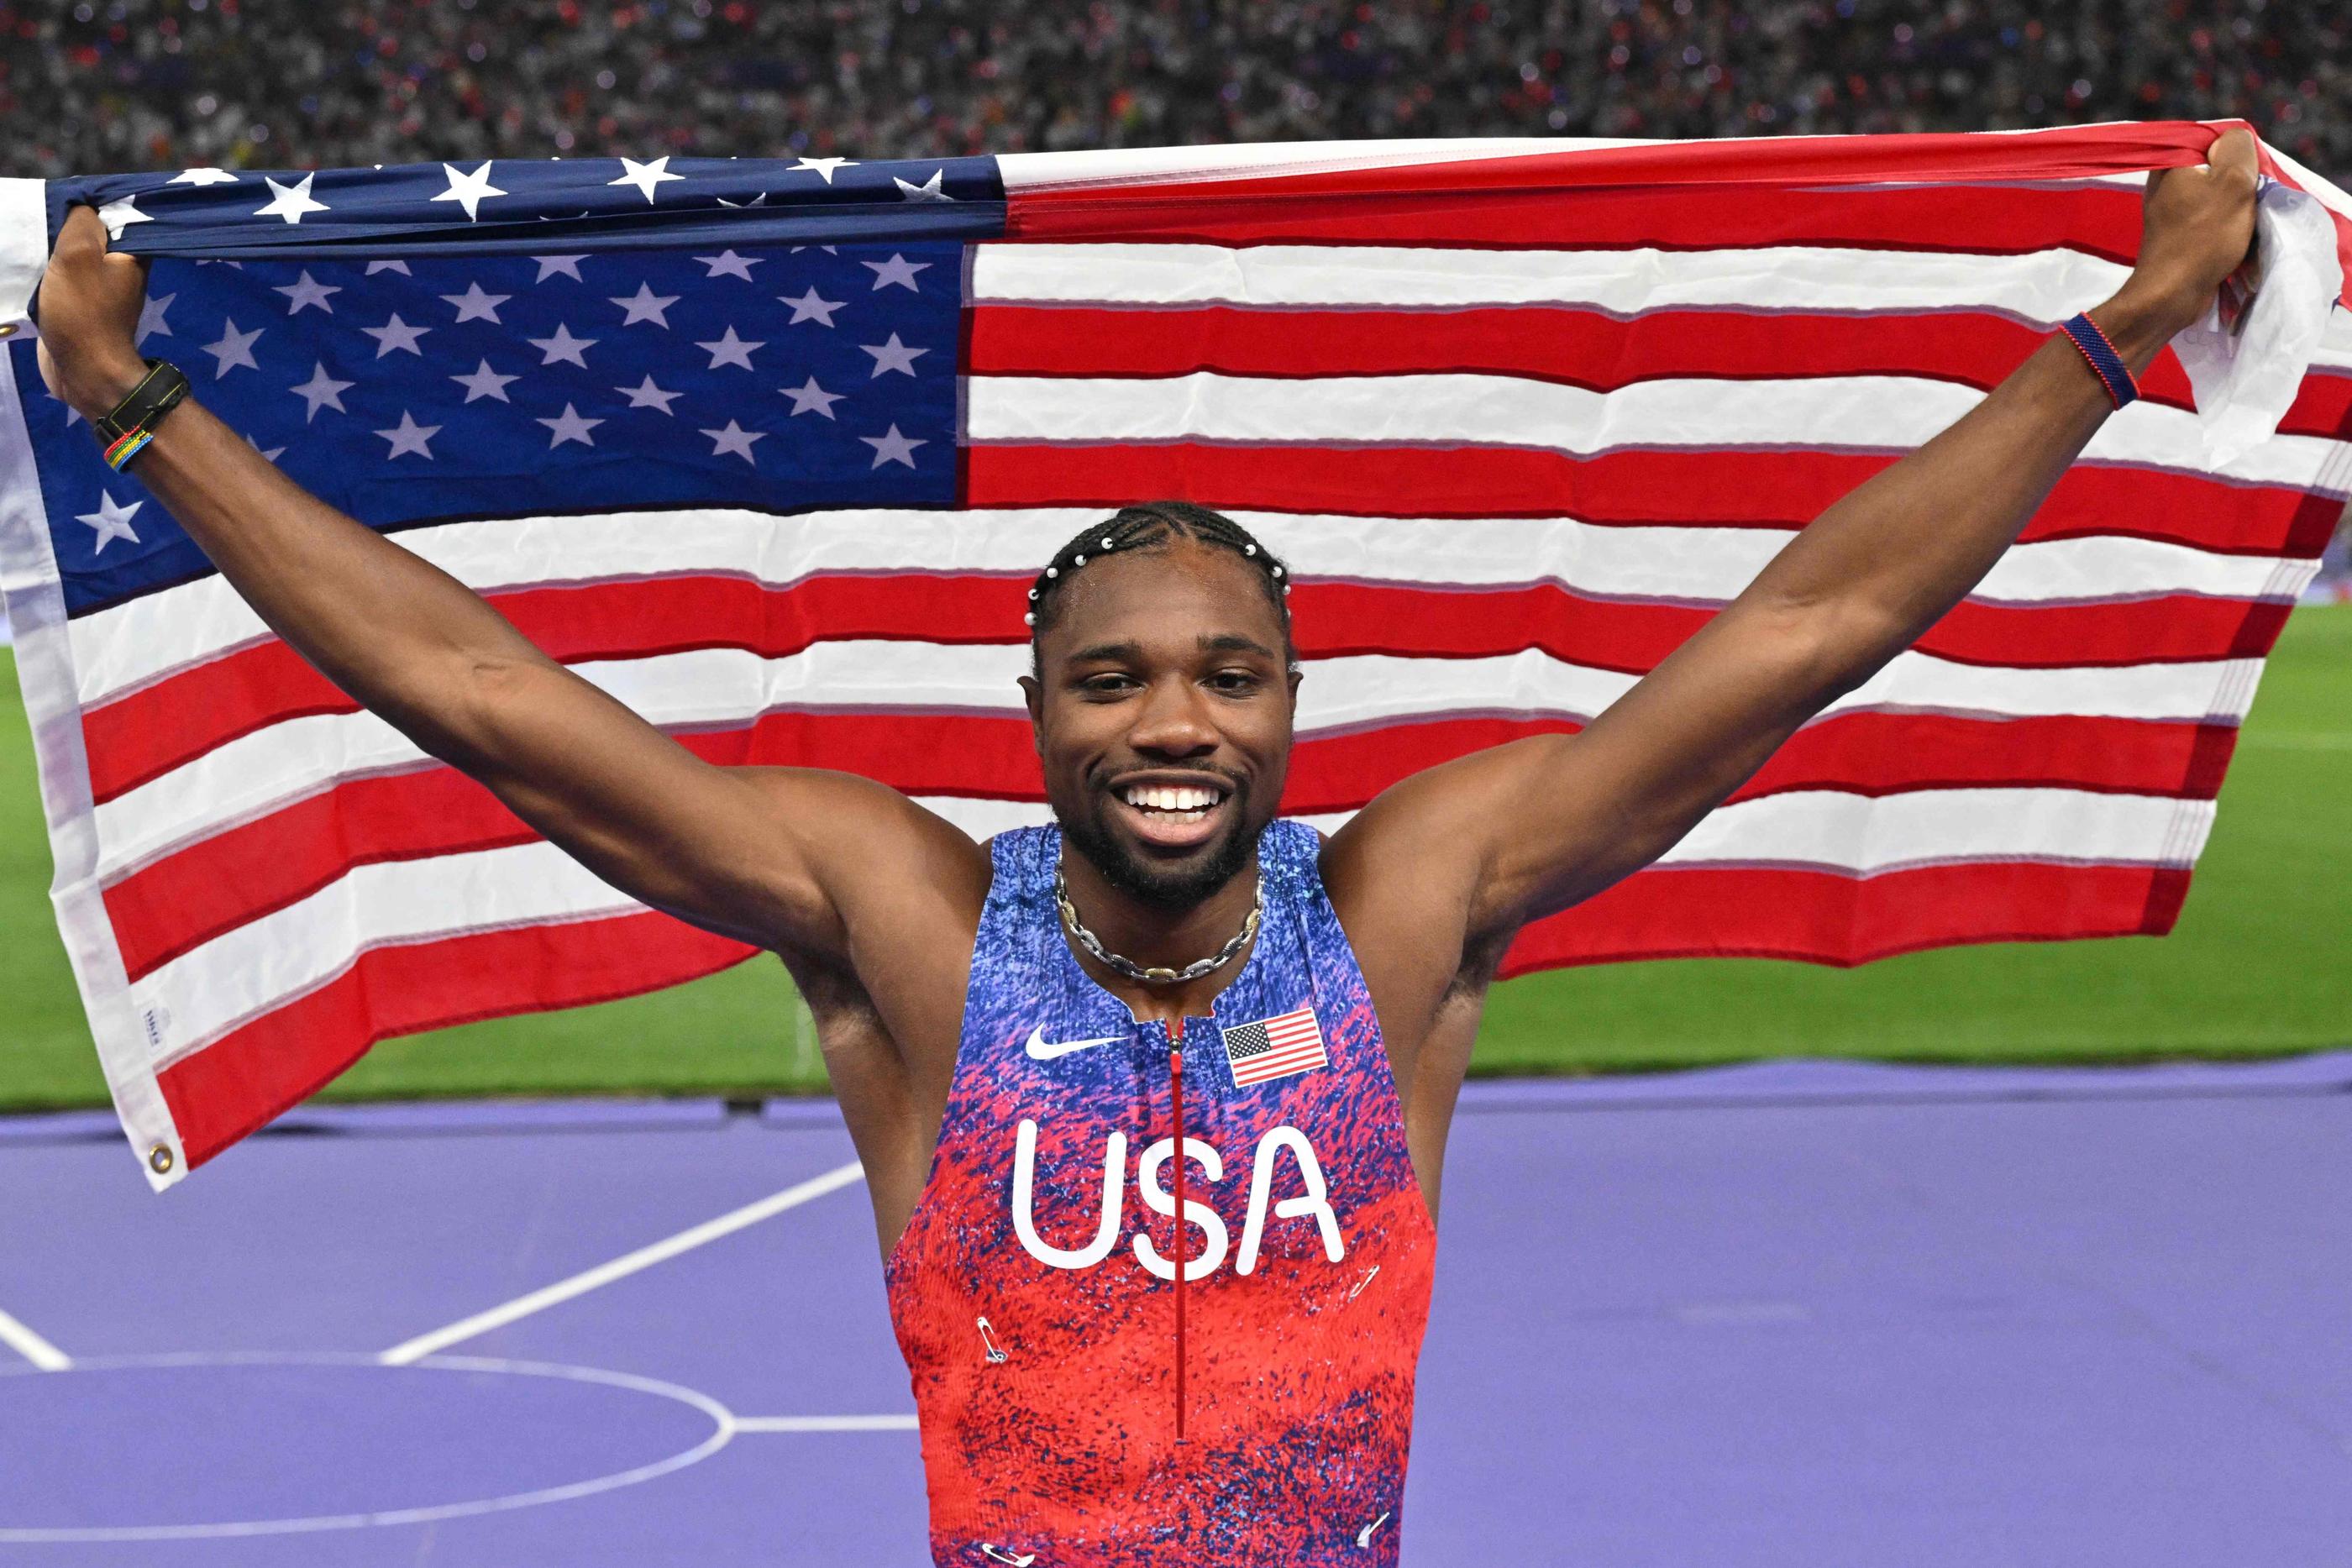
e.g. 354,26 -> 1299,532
94,357 -> 192,471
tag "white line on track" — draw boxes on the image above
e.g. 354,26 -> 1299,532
378,1160 -> 867,1366
728,1414 -> 919,1433
0,1306 -> 71,1371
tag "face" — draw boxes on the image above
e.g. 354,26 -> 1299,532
1021,541 -> 1299,910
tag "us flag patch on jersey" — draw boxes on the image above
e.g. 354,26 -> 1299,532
1221,1006 -> 1330,1087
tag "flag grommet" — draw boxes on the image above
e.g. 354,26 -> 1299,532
148,1144 -> 174,1175
0,323 -> 18,338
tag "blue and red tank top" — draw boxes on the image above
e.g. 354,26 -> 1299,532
884,819 -> 1439,1566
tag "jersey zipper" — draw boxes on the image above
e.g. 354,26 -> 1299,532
1169,1015 -> 1189,1445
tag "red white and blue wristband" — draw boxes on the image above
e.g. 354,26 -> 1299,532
2059,312 -> 2139,410
94,357 -> 192,472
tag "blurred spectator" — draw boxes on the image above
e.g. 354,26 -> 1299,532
0,0 -> 2343,177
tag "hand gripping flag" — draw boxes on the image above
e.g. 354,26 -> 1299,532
0,124 -> 2346,1187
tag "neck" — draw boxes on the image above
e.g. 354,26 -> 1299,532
1057,845 -> 1262,1020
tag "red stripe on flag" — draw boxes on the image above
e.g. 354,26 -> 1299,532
1500,858 -> 2193,974
969,443 -> 2344,555
157,910 -> 758,1171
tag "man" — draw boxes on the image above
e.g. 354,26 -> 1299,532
33,130 -> 2257,1565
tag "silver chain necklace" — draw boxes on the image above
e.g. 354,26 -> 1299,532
1053,858 -> 1262,985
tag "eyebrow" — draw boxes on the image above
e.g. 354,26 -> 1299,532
1068,634 -> 1278,663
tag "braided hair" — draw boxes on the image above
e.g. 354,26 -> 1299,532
1024,501 -> 1295,673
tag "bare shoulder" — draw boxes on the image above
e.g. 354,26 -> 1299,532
732,765 -> 994,938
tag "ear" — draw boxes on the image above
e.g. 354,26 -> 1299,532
1018,672 -> 1044,753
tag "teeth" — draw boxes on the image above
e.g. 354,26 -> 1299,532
1122,784 -> 1219,812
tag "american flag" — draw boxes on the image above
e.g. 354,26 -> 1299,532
2,125 -> 2346,1187
1221,1007 -> 1331,1088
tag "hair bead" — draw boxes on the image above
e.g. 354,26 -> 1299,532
1074,553 -> 1086,565
1100,535 -> 1115,548
1027,587 -> 1038,600
1270,564 -> 1284,577
1046,566 -> 1058,579
1243,543 -> 1257,555
1024,611 -> 1036,625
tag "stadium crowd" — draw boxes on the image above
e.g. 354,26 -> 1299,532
1,0 -> 2344,177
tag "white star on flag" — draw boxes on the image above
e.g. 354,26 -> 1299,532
450,359 -> 519,404
169,166 -> 239,186
780,287 -> 843,328
894,169 -> 953,203
860,424 -> 926,469
75,492 -> 143,553
862,254 -> 929,291
860,333 -> 927,377
696,327 -> 763,370
790,156 -> 857,184
781,375 -> 843,418
432,160 -> 506,221
608,156 -> 684,203
701,420 -> 766,464
289,362 -> 354,422
695,250 -> 760,281
361,312 -> 432,358
533,255 -> 587,282
246,433 -> 286,463
97,195 -> 150,239
528,323 -> 598,367
366,260 -> 412,275
617,375 -> 683,414
440,281 -> 510,323
375,412 -> 442,459
201,319 -> 265,379
715,192 -> 769,209
274,270 -> 342,316
137,292 -> 176,341
254,172 -> 330,224
610,283 -> 680,327
537,403 -> 605,448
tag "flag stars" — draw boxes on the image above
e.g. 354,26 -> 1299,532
97,195 -> 150,239
537,402 -> 605,448
527,323 -> 598,367
432,160 -> 506,221
608,155 -> 683,203
289,362 -> 354,422
246,433 -> 286,463
610,282 -> 680,328
696,326 -> 763,370
781,375 -> 843,419
441,281 -> 510,323
374,412 -> 442,459
894,169 -> 953,203
779,286 -> 843,328
533,255 -> 587,282
137,291 -> 176,342
617,375 -> 683,414
275,270 -> 342,316
695,249 -> 760,281
361,312 -> 432,358
701,420 -> 766,465
75,492 -> 143,553
860,333 -> 927,377
169,166 -> 239,186
366,260 -> 413,276
254,172 -> 330,224
790,156 -> 857,184
861,254 -> 929,292
201,318 -> 265,379
860,424 -> 927,469
451,359 -> 520,404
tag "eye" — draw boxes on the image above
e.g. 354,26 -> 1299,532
1079,672 -> 1139,697
1208,669 -> 1263,694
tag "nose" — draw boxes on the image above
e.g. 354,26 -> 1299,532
1126,674 -> 1218,759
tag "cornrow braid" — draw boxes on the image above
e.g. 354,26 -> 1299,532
1025,501 -> 1295,671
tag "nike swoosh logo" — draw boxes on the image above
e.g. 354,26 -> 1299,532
1024,1025 -> 1123,1062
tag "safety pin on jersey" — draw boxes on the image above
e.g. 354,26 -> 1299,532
976,1315 -> 1009,1364
1349,1264 -> 1381,1300
1356,1510 -> 1392,1548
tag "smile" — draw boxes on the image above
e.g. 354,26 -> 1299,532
1110,777 -> 1234,849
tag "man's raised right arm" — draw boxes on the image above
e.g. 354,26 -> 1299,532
34,205 -> 984,962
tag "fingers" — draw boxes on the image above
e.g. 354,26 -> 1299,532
52,202 -> 105,262
2206,125 -> 2259,186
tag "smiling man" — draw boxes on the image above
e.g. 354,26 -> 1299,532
27,129 -> 2259,1565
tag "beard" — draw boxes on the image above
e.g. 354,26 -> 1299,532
1057,777 -> 1260,911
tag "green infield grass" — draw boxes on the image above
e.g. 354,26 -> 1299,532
3,606 -> 2345,1111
